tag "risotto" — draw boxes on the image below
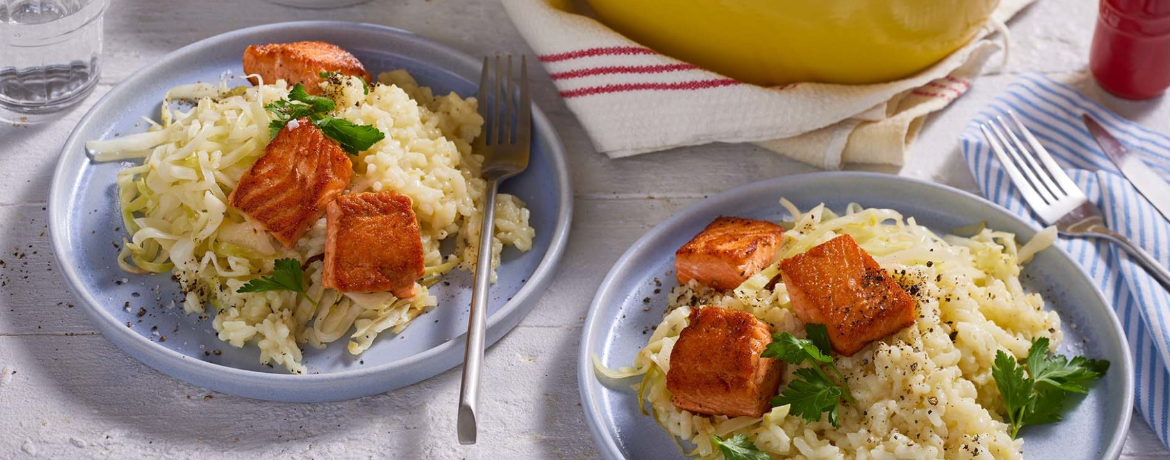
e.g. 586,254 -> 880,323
600,200 -> 1064,459
87,71 -> 534,374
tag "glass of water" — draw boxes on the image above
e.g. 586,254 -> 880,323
0,0 -> 108,124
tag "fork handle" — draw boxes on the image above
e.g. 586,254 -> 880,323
458,178 -> 499,445
1067,231 -> 1170,292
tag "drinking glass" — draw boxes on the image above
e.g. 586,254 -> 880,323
0,0 -> 108,124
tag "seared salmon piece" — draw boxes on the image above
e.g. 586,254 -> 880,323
243,41 -> 371,95
666,306 -> 784,418
675,216 -> 784,290
779,235 -> 916,356
322,191 -> 425,298
229,119 -> 352,248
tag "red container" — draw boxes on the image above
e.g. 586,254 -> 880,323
1090,0 -> 1170,100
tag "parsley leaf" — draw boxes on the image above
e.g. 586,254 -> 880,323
806,323 -> 833,357
711,434 -> 770,460
1027,337 -> 1110,393
262,83 -> 384,154
992,338 -> 1109,438
237,258 -> 316,306
287,83 -> 335,112
764,323 -> 853,428
762,330 -> 832,365
992,349 -> 1032,437
268,119 -> 289,139
315,116 -> 385,154
264,99 -> 318,137
1022,386 -> 1066,426
771,367 -> 842,427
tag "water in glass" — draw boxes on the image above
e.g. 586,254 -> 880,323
0,0 -> 107,123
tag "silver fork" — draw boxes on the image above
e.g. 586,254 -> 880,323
458,55 -> 531,445
979,111 -> 1170,290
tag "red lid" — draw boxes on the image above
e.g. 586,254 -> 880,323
1102,0 -> 1170,36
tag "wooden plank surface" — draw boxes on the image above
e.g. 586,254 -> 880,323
1,0 -> 1167,458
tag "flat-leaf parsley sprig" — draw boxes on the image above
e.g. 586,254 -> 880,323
265,84 -> 333,135
762,323 -> 854,428
236,258 -> 316,306
711,434 -> 770,460
991,337 -> 1109,438
264,83 -> 385,154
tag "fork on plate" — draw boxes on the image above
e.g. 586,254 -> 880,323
979,111 -> 1170,290
458,54 -> 531,445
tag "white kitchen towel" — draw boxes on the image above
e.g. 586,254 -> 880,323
501,0 -> 1035,169
961,73 -> 1170,449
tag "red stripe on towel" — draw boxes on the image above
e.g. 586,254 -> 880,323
943,76 -> 971,89
911,89 -> 954,99
539,46 -> 658,62
549,63 -> 698,80
925,81 -> 964,97
559,79 -> 741,98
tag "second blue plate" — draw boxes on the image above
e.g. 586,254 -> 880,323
580,172 -> 1133,460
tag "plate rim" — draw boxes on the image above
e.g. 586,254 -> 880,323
577,171 -> 1134,460
47,21 -> 573,396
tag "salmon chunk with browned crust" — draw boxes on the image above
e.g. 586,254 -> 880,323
675,216 -> 784,291
322,191 -> 425,298
228,119 -> 352,248
666,306 -> 785,418
243,41 -> 371,95
779,234 -> 916,356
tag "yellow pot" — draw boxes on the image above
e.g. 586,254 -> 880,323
579,0 -> 1001,86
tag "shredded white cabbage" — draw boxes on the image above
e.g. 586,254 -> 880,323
1018,226 -> 1058,263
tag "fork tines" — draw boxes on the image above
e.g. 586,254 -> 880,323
476,54 -> 530,148
979,110 -> 1086,224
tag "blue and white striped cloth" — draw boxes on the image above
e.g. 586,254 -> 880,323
960,73 -> 1170,449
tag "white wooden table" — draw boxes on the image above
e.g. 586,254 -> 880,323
0,0 -> 1166,458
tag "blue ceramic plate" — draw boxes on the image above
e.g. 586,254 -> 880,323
49,21 -> 571,402
580,173 -> 1133,460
